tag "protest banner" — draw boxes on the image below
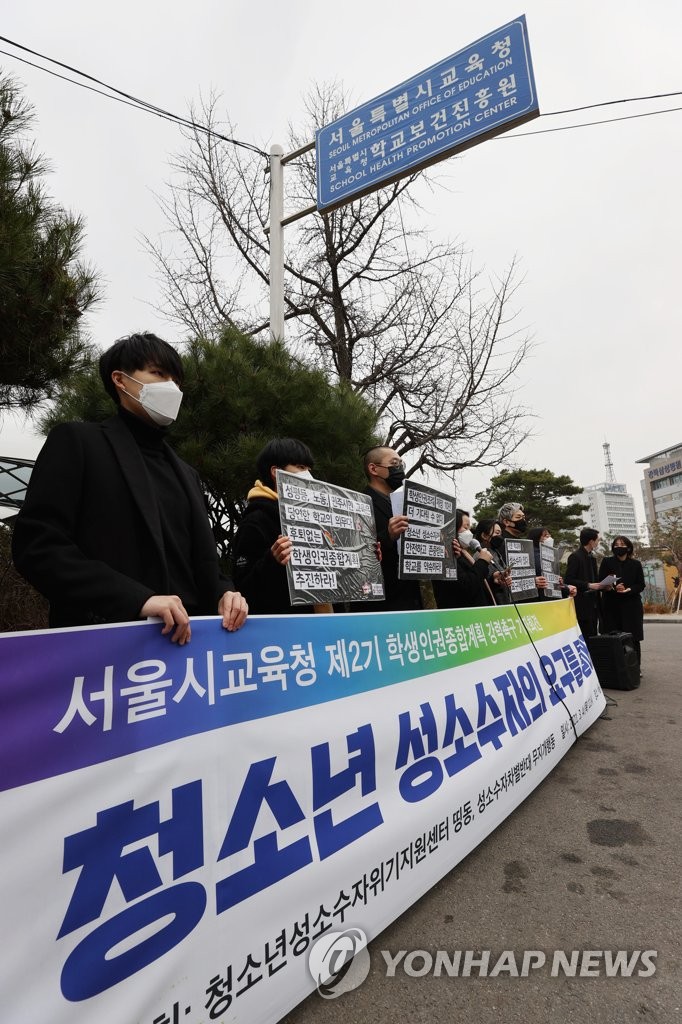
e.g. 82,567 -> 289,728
505,538 -> 538,600
277,470 -> 384,605
540,541 -> 562,599
0,599 -> 604,1023
391,480 -> 458,580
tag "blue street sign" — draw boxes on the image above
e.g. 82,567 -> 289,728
316,16 -> 539,213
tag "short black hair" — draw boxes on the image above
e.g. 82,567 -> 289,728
580,527 -> 599,546
256,438 -> 314,486
612,535 -> 634,556
362,445 -> 393,479
99,333 -> 184,404
474,518 -> 497,541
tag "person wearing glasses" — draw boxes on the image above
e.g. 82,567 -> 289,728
360,446 -> 423,612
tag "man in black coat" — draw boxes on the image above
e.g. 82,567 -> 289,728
564,527 -> 604,638
360,446 -> 422,612
12,333 -> 248,643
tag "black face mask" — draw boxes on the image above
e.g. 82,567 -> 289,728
613,548 -> 628,558
386,466 -> 406,491
512,518 -> 527,534
490,535 -> 505,552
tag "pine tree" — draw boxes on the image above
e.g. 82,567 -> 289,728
473,468 -> 589,543
0,73 -> 99,411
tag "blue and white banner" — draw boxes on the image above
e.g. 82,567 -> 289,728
0,600 -> 604,1023
316,16 -> 539,211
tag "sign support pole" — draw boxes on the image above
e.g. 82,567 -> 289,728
267,142 -> 316,343
269,144 -> 285,341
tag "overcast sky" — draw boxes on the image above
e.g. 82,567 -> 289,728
1,0 -> 680,526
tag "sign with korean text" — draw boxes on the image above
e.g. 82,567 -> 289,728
540,542 -> 562,600
391,480 -> 458,580
0,601 -> 604,1024
276,470 -> 384,605
647,458 -> 682,480
505,537 -> 538,600
316,16 -> 539,212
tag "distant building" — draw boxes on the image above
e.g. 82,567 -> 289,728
636,442 -> 682,527
575,442 -> 639,539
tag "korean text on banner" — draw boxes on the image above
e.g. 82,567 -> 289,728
0,599 -> 604,1024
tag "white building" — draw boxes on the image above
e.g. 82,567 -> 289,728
575,443 -> 639,540
636,442 -> 682,527
576,482 -> 639,539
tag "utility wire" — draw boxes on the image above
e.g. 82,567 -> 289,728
504,103 -> 682,138
0,35 -> 268,158
541,89 -> 682,116
1,33 -> 682,150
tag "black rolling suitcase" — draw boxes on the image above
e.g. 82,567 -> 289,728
586,632 -> 640,690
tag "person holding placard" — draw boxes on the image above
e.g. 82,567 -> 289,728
498,502 -> 548,595
433,510 -> 498,608
232,438 -> 317,615
361,446 -> 423,611
527,527 -> 577,601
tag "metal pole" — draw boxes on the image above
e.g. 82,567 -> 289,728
269,144 -> 285,341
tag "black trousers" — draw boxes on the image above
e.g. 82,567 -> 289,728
577,611 -> 599,640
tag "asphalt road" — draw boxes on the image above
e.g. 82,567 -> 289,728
283,625 -> 681,1024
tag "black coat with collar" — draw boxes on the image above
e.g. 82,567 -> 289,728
12,414 -> 233,628
599,555 -> 645,641
564,545 -> 600,622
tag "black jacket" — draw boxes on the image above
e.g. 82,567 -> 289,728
232,496 -> 307,615
12,414 -> 233,627
364,486 -> 422,612
599,555 -> 645,641
564,545 -> 600,623
432,555 -> 494,609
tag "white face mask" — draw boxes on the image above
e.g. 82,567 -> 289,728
121,373 -> 183,426
456,528 -> 473,552
295,470 -> 314,480
543,536 -> 554,548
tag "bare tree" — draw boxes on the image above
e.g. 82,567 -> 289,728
145,84 -> 533,474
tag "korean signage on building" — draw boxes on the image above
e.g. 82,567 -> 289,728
647,459 -> 682,480
316,15 -> 539,212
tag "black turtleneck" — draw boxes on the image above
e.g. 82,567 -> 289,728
118,408 -> 199,612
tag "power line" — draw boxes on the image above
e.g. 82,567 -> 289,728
504,103 -> 682,138
1,33 -> 682,151
0,49 -> 192,133
0,35 -> 268,158
542,90 -> 682,116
